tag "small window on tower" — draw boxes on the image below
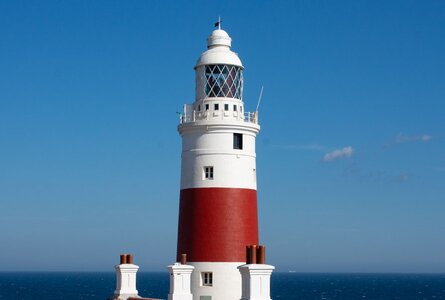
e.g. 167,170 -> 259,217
205,104 -> 209,111
233,133 -> 243,150
198,105 -> 201,111
203,167 -> 214,180
233,105 -> 237,111
214,103 -> 219,111
202,272 -> 213,286
224,104 -> 229,111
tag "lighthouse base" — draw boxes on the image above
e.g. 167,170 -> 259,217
189,262 -> 243,300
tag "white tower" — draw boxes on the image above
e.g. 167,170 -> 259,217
176,25 -> 260,300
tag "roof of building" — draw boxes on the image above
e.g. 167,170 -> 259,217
195,29 -> 243,69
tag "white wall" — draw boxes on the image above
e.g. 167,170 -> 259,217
189,262 -> 244,300
179,123 -> 259,190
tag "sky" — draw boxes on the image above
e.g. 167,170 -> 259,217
0,0 -> 444,273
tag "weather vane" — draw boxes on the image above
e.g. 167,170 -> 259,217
214,16 -> 222,29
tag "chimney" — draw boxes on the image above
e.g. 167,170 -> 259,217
167,258 -> 194,300
126,254 -> 133,264
257,245 -> 266,264
120,254 -> 127,264
239,245 -> 274,300
113,254 -> 139,299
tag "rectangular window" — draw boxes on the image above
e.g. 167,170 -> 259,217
205,104 -> 209,111
202,272 -> 213,286
224,104 -> 229,111
233,105 -> 237,111
214,103 -> 219,111
233,133 -> 243,150
198,105 -> 201,111
240,106 -> 243,112
204,167 -> 214,180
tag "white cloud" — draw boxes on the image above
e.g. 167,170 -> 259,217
283,144 -> 324,151
393,173 -> 409,183
395,133 -> 432,144
322,146 -> 354,162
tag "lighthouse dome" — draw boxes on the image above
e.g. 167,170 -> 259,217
194,28 -> 244,101
207,29 -> 231,48
195,29 -> 243,68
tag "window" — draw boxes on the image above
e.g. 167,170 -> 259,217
233,133 -> 243,150
214,103 -> 219,111
240,106 -> 243,113
224,104 -> 229,111
233,105 -> 237,111
205,104 -> 209,111
202,272 -> 213,286
204,167 -> 214,180
203,64 -> 243,99
198,105 -> 201,111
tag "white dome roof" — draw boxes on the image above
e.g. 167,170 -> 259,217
207,29 -> 231,48
195,29 -> 243,69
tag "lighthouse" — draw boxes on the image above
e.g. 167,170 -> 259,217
108,23 -> 274,300
176,24 -> 261,300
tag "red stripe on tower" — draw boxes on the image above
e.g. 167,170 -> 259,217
177,188 -> 258,262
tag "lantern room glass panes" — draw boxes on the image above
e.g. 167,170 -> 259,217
199,64 -> 243,99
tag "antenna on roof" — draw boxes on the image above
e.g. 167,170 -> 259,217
256,86 -> 264,112
214,16 -> 222,29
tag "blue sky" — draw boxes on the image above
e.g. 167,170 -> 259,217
0,0 -> 444,272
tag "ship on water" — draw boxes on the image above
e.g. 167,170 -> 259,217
108,21 -> 274,300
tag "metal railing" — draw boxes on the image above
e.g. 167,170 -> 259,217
179,110 -> 258,125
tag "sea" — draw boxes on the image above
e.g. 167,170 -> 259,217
0,272 -> 444,300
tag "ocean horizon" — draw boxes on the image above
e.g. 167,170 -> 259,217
1,271 -> 444,299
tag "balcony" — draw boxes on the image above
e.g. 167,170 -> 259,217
179,110 -> 258,125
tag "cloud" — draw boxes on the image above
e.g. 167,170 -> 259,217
395,133 -> 432,144
282,144 -> 325,151
393,173 -> 409,183
322,146 -> 354,162
341,164 -> 413,184
383,133 -> 432,148
342,163 -> 386,183
271,143 -> 325,151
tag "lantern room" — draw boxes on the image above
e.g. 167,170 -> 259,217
194,29 -> 244,103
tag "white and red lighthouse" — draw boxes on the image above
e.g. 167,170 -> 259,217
176,25 -> 261,300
